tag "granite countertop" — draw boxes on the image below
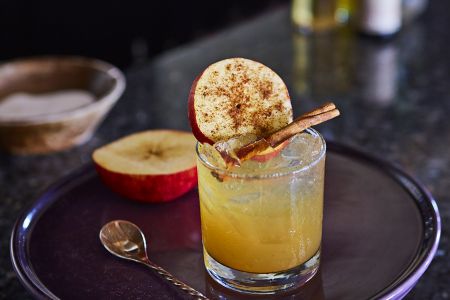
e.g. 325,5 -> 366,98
1,1 -> 449,299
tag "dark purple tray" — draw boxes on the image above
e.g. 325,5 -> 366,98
10,143 -> 440,300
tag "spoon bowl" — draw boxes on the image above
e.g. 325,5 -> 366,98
99,220 -> 208,299
100,220 -> 148,263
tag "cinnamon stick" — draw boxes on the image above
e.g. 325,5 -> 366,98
235,102 -> 340,162
298,102 -> 336,118
266,107 -> 339,147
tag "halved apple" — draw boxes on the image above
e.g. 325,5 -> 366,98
93,130 -> 197,203
188,58 -> 293,145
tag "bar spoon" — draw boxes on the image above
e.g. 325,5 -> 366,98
99,220 -> 208,299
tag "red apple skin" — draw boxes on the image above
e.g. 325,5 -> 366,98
95,163 -> 198,203
188,72 -> 215,145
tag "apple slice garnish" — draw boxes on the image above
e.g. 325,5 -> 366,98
209,102 -> 340,168
250,140 -> 289,162
188,58 -> 293,145
92,130 -> 197,203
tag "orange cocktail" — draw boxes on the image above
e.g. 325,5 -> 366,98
196,129 -> 325,293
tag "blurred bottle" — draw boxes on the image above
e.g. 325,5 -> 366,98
292,33 -> 311,97
291,0 -> 353,34
357,40 -> 399,107
292,26 -> 354,101
402,0 -> 428,24
356,0 -> 402,37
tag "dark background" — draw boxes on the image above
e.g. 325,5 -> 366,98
0,0 -> 288,68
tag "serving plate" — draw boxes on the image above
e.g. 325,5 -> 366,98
10,142 -> 440,299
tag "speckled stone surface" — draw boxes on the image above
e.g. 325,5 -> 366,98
1,2 -> 449,299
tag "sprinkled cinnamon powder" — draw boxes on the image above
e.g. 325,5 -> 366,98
194,58 -> 292,142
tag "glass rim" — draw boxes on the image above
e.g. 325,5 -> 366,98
195,128 -> 326,179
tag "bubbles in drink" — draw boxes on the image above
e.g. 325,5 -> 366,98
229,192 -> 261,204
197,128 -> 326,273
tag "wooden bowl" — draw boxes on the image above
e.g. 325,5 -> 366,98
0,57 -> 125,154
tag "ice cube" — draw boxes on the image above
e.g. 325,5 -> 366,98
281,132 -> 322,168
198,143 -> 226,168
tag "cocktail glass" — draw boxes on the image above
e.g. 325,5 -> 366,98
196,128 -> 326,294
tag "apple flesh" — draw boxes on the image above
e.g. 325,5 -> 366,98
213,134 -> 289,165
188,58 -> 293,145
92,130 -> 197,203
251,140 -> 289,162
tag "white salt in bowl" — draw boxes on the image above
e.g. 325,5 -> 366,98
0,56 -> 125,154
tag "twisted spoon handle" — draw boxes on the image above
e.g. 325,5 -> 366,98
142,258 -> 208,300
